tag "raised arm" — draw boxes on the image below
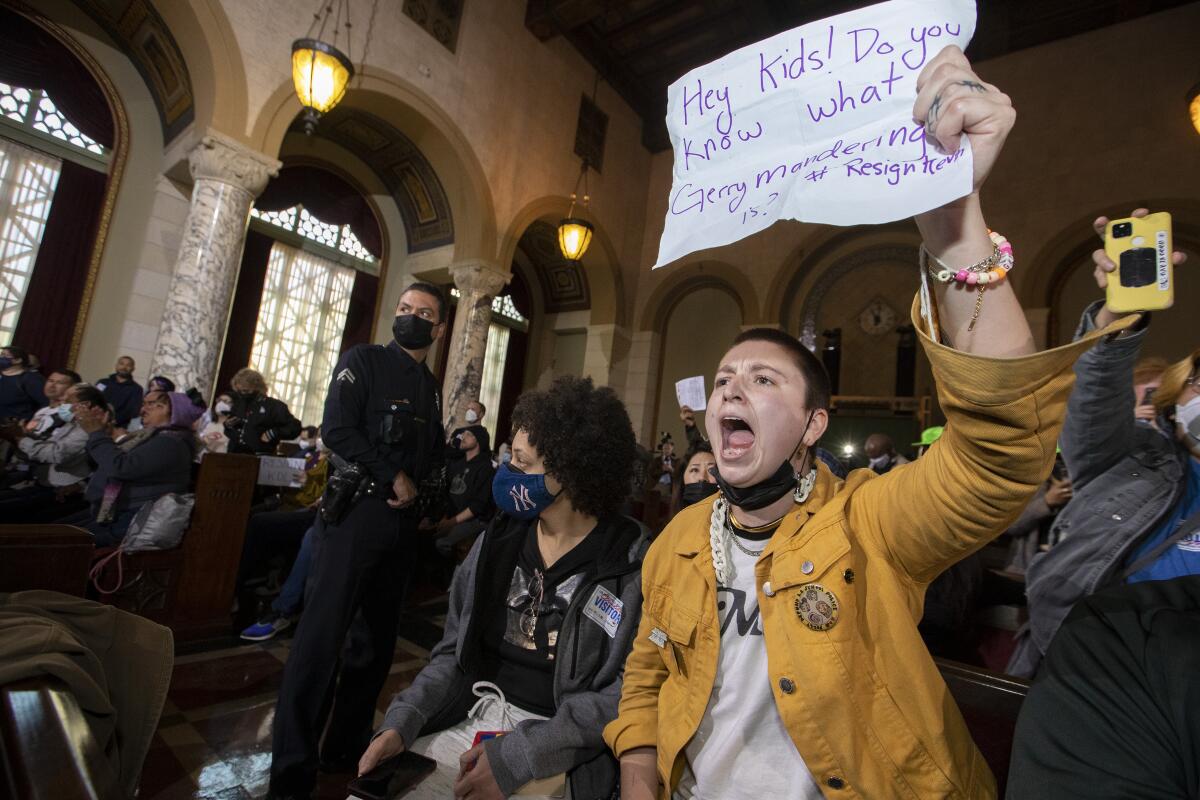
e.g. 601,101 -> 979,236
1063,209 -> 1188,489
910,47 -> 1031,358
847,48 -> 1138,581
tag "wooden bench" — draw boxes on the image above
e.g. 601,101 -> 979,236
89,452 -> 259,642
0,524 -> 94,596
0,531 -> 117,798
0,676 -> 120,800
936,657 -> 1030,795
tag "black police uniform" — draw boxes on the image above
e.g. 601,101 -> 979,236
270,339 -> 443,797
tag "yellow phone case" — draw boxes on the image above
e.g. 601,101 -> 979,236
1104,212 -> 1174,312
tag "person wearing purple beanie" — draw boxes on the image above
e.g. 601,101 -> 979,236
64,387 -> 201,546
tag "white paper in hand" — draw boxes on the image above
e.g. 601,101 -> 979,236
675,376 -> 707,411
654,0 -> 977,268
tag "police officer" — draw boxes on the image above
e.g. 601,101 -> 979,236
268,282 -> 447,800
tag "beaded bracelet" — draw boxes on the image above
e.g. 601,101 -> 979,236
925,231 -> 1015,285
921,230 -> 1016,332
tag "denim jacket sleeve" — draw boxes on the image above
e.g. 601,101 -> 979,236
1061,300 -> 1151,492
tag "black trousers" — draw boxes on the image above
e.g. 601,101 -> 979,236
235,507 -> 318,591
269,496 -> 417,795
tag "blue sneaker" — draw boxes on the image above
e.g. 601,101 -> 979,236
240,612 -> 293,641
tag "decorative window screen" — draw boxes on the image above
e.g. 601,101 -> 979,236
249,241 -> 355,426
0,82 -> 105,157
0,138 -> 61,341
250,204 -> 375,265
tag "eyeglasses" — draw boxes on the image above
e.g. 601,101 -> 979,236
519,569 -> 545,639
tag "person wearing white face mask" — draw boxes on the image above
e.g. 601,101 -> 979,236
0,382 -> 94,521
463,399 -> 485,426
1008,207 -> 1195,679
197,392 -> 233,457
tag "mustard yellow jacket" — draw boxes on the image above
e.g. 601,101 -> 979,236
604,308 -> 1135,799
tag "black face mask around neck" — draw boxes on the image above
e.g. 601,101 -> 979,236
711,410 -> 816,511
393,314 -> 435,350
681,481 -> 720,505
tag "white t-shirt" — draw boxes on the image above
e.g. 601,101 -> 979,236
674,530 -> 822,800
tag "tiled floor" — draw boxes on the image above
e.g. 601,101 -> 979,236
139,596 -> 448,800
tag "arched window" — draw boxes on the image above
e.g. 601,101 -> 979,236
0,138 -> 60,341
248,241 -> 357,425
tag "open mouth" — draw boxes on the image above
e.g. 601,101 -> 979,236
720,416 -> 756,460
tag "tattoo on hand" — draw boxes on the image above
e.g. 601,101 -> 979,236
925,93 -> 943,135
956,79 -> 987,93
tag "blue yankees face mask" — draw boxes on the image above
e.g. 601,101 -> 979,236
492,462 -> 560,520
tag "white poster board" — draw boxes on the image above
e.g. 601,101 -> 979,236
655,0 -> 977,268
257,456 -> 308,488
675,376 -> 708,410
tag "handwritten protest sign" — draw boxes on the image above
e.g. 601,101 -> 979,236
654,0 -> 976,268
675,376 -> 707,410
258,456 -> 308,488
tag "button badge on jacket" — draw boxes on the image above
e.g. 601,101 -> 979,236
795,583 -> 840,631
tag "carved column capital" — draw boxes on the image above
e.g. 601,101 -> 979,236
188,129 -> 281,197
449,260 -> 510,297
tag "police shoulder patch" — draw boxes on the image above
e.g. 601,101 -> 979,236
336,368 -> 356,383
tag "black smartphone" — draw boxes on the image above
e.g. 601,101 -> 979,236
347,751 -> 438,800
1142,386 -> 1157,406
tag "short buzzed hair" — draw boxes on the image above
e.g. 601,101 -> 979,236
729,328 -> 831,411
404,282 -> 447,323
52,368 -> 82,384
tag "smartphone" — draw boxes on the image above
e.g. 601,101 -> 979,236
1142,386 -> 1157,406
346,751 -> 437,800
1105,212 -> 1173,312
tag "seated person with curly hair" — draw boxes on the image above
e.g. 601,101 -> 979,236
358,375 -> 644,800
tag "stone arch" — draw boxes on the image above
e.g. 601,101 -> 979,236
249,68 -> 496,263
794,243 -> 919,349
498,195 -> 625,327
1024,197 -> 1200,346
638,260 -> 757,335
150,0 -> 249,140
769,223 -> 919,332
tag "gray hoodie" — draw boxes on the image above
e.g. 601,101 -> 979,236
380,513 -> 646,799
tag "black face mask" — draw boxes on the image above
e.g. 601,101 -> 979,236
393,314 -> 435,350
681,481 -> 719,505
710,411 -> 816,511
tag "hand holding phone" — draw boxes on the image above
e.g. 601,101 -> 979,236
347,751 -> 436,800
1096,211 -> 1175,313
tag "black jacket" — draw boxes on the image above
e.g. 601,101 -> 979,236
0,371 -> 47,421
322,341 -> 444,486
225,394 -> 301,455
95,375 -> 144,428
1008,576 -> 1200,799
445,451 -> 495,521
84,429 -> 194,510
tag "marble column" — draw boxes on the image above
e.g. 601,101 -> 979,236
150,131 -> 280,398
442,261 -> 510,433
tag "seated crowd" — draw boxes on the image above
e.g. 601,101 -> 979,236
5,47 -> 1200,800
